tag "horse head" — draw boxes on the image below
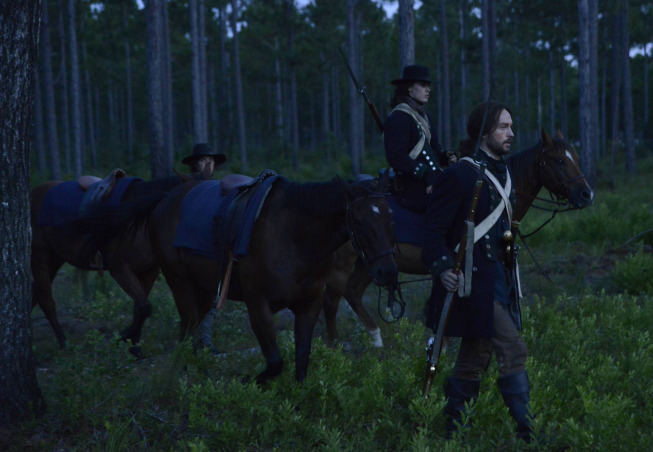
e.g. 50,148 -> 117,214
537,129 -> 595,209
341,179 -> 398,288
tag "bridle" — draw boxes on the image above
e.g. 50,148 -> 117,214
345,193 -> 397,273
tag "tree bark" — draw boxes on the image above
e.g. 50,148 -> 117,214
578,0 -> 598,186
57,0 -> 71,173
67,0 -> 82,178
346,0 -> 363,177
286,0 -> 299,170
190,0 -> 208,143
40,0 -> 61,180
439,0 -> 451,150
0,0 -> 47,425
619,0 -> 636,175
231,0 -> 248,171
398,0 -> 414,70
122,4 -> 134,166
146,0 -> 167,178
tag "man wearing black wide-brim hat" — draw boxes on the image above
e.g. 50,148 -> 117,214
384,65 -> 456,213
181,143 -> 226,178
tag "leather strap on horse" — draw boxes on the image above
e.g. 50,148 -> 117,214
216,251 -> 234,310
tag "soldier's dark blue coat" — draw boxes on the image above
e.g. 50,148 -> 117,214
421,153 -> 517,338
384,108 -> 449,212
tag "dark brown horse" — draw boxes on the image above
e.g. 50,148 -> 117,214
323,130 -> 595,346
149,175 -> 398,382
30,174 -> 195,356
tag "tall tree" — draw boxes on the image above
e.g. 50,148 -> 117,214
286,0 -> 300,170
122,2 -> 134,165
190,0 -> 208,142
438,0 -> 451,150
481,0 -> 495,99
398,0 -> 414,70
146,0 -> 169,178
346,0 -> 363,176
40,0 -> 61,180
67,0 -> 83,177
578,0 -> 599,186
57,0 -> 71,173
0,0 -> 46,425
231,0 -> 248,171
619,0 -> 636,175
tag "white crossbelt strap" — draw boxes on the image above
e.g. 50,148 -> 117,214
454,156 -> 520,298
391,103 -> 431,159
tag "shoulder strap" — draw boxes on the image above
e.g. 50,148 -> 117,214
392,103 -> 431,159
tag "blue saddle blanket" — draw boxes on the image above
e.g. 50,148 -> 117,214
37,177 -> 138,227
173,176 -> 278,259
387,196 -> 425,247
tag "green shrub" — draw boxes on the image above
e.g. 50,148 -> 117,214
613,249 -> 653,295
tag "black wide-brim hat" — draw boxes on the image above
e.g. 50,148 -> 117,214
391,65 -> 431,85
181,143 -> 227,166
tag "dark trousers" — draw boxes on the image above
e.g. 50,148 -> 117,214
452,300 -> 528,380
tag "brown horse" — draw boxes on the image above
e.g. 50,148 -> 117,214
323,130 -> 595,346
149,175 -> 398,382
30,174 -> 195,356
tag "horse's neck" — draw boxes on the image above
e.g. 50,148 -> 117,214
508,142 -> 542,221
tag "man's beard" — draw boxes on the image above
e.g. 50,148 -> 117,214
486,135 -> 511,158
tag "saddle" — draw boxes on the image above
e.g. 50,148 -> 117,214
78,168 -> 127,217
213,169 -> 277,308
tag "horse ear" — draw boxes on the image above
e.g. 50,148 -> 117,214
173,167 -> 190,183
555,129 -> 565,140
541,129 -> 555,147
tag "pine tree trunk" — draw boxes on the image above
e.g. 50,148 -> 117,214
0,0 -> 46,425
578,0 -> 598,186
34,68 -> 47,177
231,0 -> 248,171
439,0 -> 451,150
286,0 -> 299,170
398,0 -> 414,70
40,0 -> 61,180
620,0 -> 636,175
67,0 -> 83,178
458,0 -> 468,139
123,4 -> 134,166
58,0 -> 71,174
146,0 -> 167,178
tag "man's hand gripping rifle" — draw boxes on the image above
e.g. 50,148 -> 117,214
422,164 -> 486,398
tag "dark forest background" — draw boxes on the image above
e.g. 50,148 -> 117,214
32,0 -> 653,186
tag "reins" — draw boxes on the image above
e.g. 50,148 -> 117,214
345,193 -> 397,271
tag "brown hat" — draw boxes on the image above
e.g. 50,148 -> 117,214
181,143 -> 226,166
391,65 -> 431,85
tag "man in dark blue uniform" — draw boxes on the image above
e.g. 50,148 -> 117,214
384,65 -> 456,213
422,101 -> 534,442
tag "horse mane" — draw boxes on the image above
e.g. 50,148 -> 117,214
279,177 -> 347,216
506,140 -> 540,184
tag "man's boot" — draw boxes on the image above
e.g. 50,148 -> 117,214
443,377 -> 480,438
497,370 -> 533,443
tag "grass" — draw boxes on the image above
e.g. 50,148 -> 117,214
7,150 -> 653,451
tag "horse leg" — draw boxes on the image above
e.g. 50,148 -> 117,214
246,301 -> 283,383
31,249 -> 66,348
322,282 -> 344,347
109,266 -> 155,358
293,300 -> 324,382
343,259 -> 382,347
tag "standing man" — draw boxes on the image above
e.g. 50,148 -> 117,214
181,143 -> 226,179
384,65 -> 456,213
422,101 -> 534,442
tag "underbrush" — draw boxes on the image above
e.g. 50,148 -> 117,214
13,153 -> 653,451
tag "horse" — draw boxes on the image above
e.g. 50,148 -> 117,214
30,171 -> 201,357
148,174 -> 398,382
322,129 -> 595,347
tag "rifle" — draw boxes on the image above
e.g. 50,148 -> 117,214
422,97 -> 492,398
338,46 -> 384,133
422,168 -> 485,397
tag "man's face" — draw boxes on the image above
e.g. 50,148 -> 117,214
408,81 -> 430,104
195,156 -> 215,176
483,109 -> 514,158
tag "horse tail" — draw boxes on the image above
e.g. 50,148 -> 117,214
69,192 -> 167,250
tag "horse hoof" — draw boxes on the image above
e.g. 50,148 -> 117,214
129,345 -> 146,360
